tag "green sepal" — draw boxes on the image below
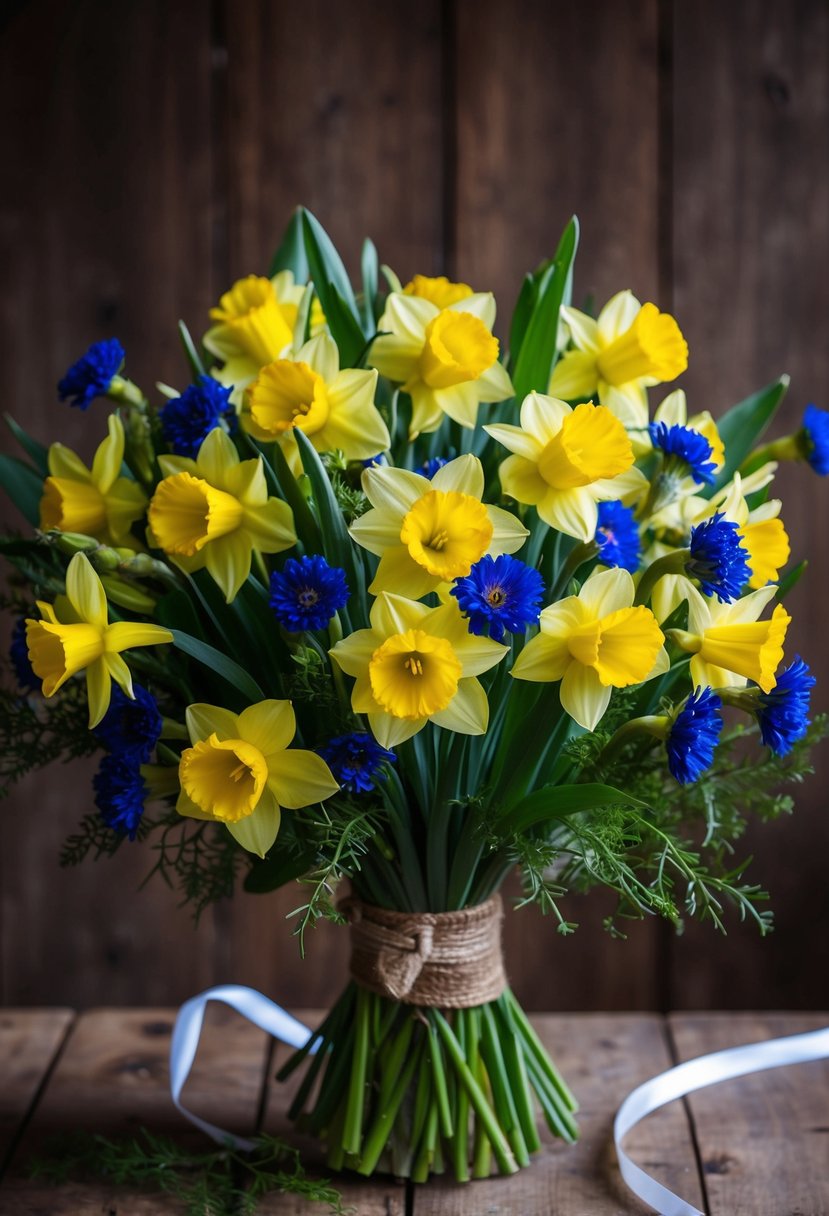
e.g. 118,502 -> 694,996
510,216 -> 579,403
5,414 -> 49,476
710,374 -> 789,491
0,453 -> 44,526
500,781 -> 648,836
169,627 -> 265,702
269,206 -> 310,282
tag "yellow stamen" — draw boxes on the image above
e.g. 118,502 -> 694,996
209,275 -> 295,366
369,628 -> 462,719
403,275 -> 474,309
399,490 -> 493,579
596,303 -> 688,386
418,310 -> 498,389
40,477 -> 108,537
149,472 -> 244,557
246,359 -> 330,438
180,733 -> 268,822
537,402 -> 634,489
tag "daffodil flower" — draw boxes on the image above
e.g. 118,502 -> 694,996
40,414 -> 147,548
511,568 -> 667,730
549,291 -> 688,432
370,292 -> 513,436
667,584 -> 790,694
330,592 -> 508,748
402,274 -> 475,309
25,553 -> 171,728
243,333 -> 389,468
485,393 -> 647,541
178,699 -> 339,858
147,427 -> 295,603
349,455 -> 528,599
203,272 -> 305,395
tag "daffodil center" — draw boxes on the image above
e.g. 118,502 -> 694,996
369,628 -> 462,719
40,477 -> 108,538
419,310 -> 499,389
537,403 -> 634,489
399,490 -> 493,580
246,360 -> 330,438
149,472 -> 244,558
210,275 -> 295,366
180,733 -> 268,822
596,303 -> 688,387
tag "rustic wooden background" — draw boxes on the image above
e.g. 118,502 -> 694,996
1,0 -> 827,1014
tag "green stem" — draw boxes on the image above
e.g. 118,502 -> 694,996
428,1020 -> 454,1140
357,1035 -> 422,1176
342,989 -> 371,1155
634,549 -> 688,606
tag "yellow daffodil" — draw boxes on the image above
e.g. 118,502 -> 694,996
402,274 -> 474,309
243,333 -> 389,467
485,393 -> 647,541
330,592 -> 507,747
511,568 -> 667,730
147,428 -> 295,603
667,584 -> 790,693
25,553 -> 171,727
370,291 -> 513,436
177,699 -> 338,858
549,291 -> 688,432
204,272 -> 305,394
39,414 -> 147,548
349,455 -> 528,599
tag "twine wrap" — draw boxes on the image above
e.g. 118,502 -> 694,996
342,894 -> 505,1008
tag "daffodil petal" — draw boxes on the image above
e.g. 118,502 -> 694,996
323,370 -> 390,458
349,508 -> 404,557
433,383 -> 481,428
91,414 -> 126,494
600,382 -> 649,431
370,592 -> 429,637
431,454 -> 484,499
301,332 -> 340,382
486,505 -> 529,555
66,553 -> 108,628
105,621 -> 172,653
577,568 -> 635,618
560,306 -> 600,353
520,392 -> 572,442
424,603 -> 507,676
476,358 -> 514,403
177,788 -> 216,820
537,486 -> 598,542
352,674 -> 377,713
559,663 -> 611,731
362,465 -> 431,516
548,350 -> 598,400
447,292 -> 496,328
510,633 -> 571,682
195,427 -> 240,488
407,383 -> 446,436
597,290 -> 641,343
367,710 -> 425,749
158,454 -> 199,478
103,651 -> 134,698
497,454 -> 548,506
718,584 -> 778,626
205,534 -> 251,603
48,443 -> 93,482
329,629 -> 377,678
238,699 -> 296,756
86,659 -> 112,728
267,749 -> 338,809
430,678 -> 489,735
226,791 -> 281,858
240,498 -> 296,553
484,423 -> 542,461
104,478 -> 148,545
186,703 -> 240,743
652,389 -> 688,427
369,546 -> 438,599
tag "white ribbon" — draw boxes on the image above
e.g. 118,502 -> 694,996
614,1024 -> 829,1215
169,984 -> 315,1151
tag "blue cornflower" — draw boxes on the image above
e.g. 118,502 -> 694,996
451,554 -> 544,643
595,501 -> 641,572
649,421 -> 717,485
687,512 -> 751,602
269,556 -> 349,632
421,456 -> 449,478
801,404 -> 829,475
57,339 -> 125,409
159,375 -> 237,458
665,687 -> 723,784
361,454 -> 388,468
93,753 -> 148,840
320,733 -> 396,794
94,684 -> 163,762
754,657 -> 815,755
9,618 -> 39,693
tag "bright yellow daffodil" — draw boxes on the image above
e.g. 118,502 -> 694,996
178,699 -> 339,858
511,567 -> 667,730
203,272 -> 305,395
485,393 -> 647,541
349,455 -> 528,599
667,584 -> 790,693
25,553 -> 171,727
330,592 -> 507,748
402,274 -> 474,309
40,414 -> 147,548
147,428 -> 295,603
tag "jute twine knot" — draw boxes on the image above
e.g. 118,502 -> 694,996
340,894 -> 505,1008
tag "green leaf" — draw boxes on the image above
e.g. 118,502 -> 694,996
255,436 -> 322,553
268,206 -> 310,281
360,238 -> 379,332
155,589 -> 206,637
293,429 -> 365,602
169,628 -> 265,702
508,272 -> 540,372
301,209 -> 359,317
316,283 -> 366,368
511,216 -> 579,403
0,453 -> 44,526
5,415 -> 48,475
500,782 -> 648,836
711,375 -> 789,491
776,558 -> 807,601
178,320 -> 206,379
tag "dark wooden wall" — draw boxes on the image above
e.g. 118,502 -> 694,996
1,0 -> 827,1013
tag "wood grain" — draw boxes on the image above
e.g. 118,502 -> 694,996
0,1009 -> 74,1168
670,1012 -> 829,1216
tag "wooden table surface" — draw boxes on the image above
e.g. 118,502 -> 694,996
0,1008 -> 827,1214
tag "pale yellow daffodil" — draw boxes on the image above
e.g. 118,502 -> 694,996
25,553 -> 171,727
178,699 -> 338,858
511,567 -> 667,730
370,291 -> 513,436
668,583 -> 790,694
40,414 -> 147,548
243,333 -> 389,467
485,393 -> 647,541
402,274 -> 474,309
330,592 -> 507,748
549,291 -> 688,433
349,455 -> 528,599
147,427 -> 295,603
204,272 -> 305,395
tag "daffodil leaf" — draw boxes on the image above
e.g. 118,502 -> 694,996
776,558 -> 807,601
300,208 -> 358,315
269,206 -> 310,282
5,415 -> 48,476
255,436 -> 322,553
177,320 -> 206,379
317,286 -> 366,367
500,782 -> 648,836
511,216 -> 579,403
710,374 -> 790,491
293,429 -> 365,603
361,237 -> 379,331
0,453 -> 43,526
169,628 -> 264,702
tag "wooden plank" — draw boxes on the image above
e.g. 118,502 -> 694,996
259,1008 -> 406,1215
670,1012 -> 829,1216
0,1010 -> 74,1167
668,0 -> 829,1010
1,1004 -> 270,1213
453,0 -> 664,1013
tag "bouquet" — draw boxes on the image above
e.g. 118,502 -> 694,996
2,208 -> 826,1184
